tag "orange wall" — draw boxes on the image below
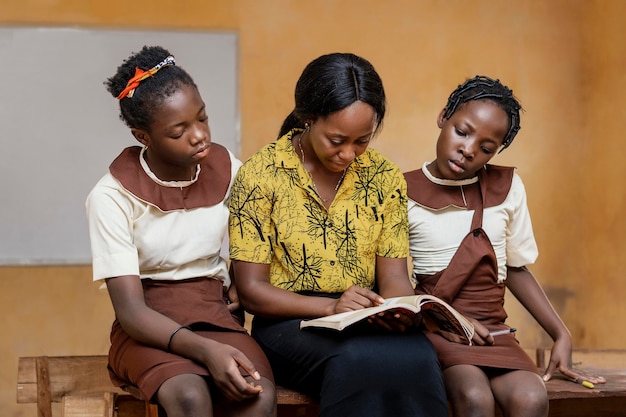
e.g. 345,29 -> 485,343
2,1 -> 625,415
578,2 -> 626,346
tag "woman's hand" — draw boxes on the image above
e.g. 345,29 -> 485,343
332,285 -> 415,332
367,309 -> 417,332
332,285 -> 384,314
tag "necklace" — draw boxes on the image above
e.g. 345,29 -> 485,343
297,132 -> 347,202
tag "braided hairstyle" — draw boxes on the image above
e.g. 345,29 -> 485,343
278,53 -> 386,138
443,75 -> 523,151
104,46 -> 197,131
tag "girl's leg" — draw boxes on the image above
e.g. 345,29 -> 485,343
156,373 -> 213,417
221,376 -> 276,417
156,373 -> 277,417
490,369 -> 548,417
444,365 -> 495,417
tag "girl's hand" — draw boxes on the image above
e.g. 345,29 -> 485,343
225,284 -> 245,326
202,341 -> 264,401
226,283 -> 241,312
467,319 -> 494,346
543,338 -> 606,385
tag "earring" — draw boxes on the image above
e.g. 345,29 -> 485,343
304,122 -> 310,131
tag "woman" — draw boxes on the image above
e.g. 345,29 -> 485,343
228,52 -> 447,417
86,45 -> 275,417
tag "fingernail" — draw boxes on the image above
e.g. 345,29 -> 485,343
254,371 -> 261,380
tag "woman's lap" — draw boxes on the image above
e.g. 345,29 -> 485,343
252,316 -> 448,417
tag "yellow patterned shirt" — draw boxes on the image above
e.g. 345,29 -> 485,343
229,130 -> 408,293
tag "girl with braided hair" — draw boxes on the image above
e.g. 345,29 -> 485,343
86,46 -> 276,417
404,75 -> 604,417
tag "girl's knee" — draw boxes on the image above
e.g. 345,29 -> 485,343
255,385 -> 277,417
157,374 -> 212,415
256,376 -> 277,408
225,377 -> 276,417
177,384 -> 210,407
492,371 -> 548,417
457,384 -> 495,409
447,377 -> 495,416
507,385 -> 548,416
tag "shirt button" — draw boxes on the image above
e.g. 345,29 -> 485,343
330,261 -> 335,266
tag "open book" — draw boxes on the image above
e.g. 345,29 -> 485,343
300,294 -> 475,345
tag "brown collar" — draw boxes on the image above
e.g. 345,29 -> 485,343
404,165 -> 515,210
109,144 -> 232,211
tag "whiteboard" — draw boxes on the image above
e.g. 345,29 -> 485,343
0,27 -> 239,265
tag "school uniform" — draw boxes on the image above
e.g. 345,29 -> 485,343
405,163 -> 538,372
86,144 -> 272,400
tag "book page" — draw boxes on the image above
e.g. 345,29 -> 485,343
421,302 -> 473,344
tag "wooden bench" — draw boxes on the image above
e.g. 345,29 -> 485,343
16,355 -> 318,417
17,350 -> 626,417
533,348 -> 626,417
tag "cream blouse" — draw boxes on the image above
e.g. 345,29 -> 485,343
408,162 -> 538,283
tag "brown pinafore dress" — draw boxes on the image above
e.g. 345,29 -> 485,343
405,165 -> 538,373
105,145 -> 273,401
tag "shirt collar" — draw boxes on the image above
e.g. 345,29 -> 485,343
421,162 -> 478,186
139,146 -> 201,187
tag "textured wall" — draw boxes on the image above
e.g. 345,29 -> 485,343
2,1 -> 625,415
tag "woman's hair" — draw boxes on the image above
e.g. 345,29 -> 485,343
104,45 -> 197,130
278,53 -> 386,138
442,75 -> 523,151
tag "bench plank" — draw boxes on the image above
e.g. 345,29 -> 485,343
17,352 -> 626,417
61,392 -> 115,417
18,356 -> 127,404
545,367 -> 626,400
547,397 -> 626,417
17,356 -> 315,417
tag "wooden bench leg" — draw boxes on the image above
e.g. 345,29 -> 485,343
35,356 -> 52,417
112,395 -> 163,417
145,402 -> 161,417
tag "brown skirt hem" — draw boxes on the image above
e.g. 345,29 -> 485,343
426,332 -> 538,374
107,278 -> 273,400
